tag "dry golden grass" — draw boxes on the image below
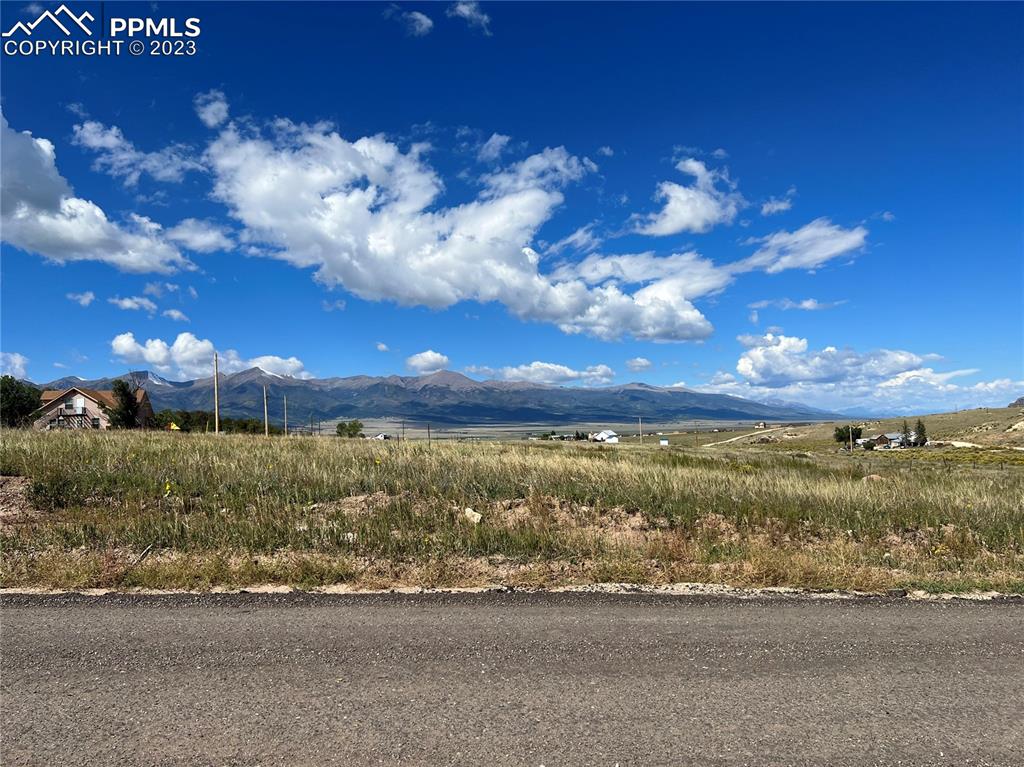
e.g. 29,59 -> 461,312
2,429 -> 1021,592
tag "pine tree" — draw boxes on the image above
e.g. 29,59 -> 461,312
914,418 -> 927,447
104,379 -> 140,429
901,419 -> 911,447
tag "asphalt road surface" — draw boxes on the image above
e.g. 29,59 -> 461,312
2,591 -> 1022,766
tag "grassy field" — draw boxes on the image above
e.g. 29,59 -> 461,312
2,429 -> 1023,593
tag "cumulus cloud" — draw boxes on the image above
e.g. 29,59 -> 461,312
406,349 -> 449,374
632,157 -> 743,236
692,332 -> 1020,413
376,342 -> 390,352
596,146 -> 614,157
194,89 -> 229,128
0,352 -> 29,379
748,297 -> 846,311
108,296 -> 158,314
66,291 -> 95,306
477,132 -> 511,162
72,121 -> 203,187
761,187 -> 796,216
446,1 -> 491,34
162,309 -> 189,322
165,218 -> 232,252
384,6 -> 434,35
734,332 -> 925,387
736,218 -> 867,274
626,357 -> 652,372
1,115 -> 189,273
202,118 -> 717,342
493,361 -> 615,386
110,331 -> 309,379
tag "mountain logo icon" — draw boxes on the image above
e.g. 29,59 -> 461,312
2,4 -> 94,38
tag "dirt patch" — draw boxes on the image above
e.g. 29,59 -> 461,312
484,494 -> 662,544
0,476 -> 41,524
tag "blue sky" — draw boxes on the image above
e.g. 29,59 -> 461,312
1,1 -> 1021,412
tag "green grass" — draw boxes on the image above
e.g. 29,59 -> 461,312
2,429 -> 1022,592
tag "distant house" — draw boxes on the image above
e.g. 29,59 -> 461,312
872,431 -> 917,448
31,387 -> 154,430
367,432 -> 391,440
754,421 -> 767,429
591,429 -> 619,444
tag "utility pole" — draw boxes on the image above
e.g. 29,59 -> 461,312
401,420 -> 406,442
427,423 -> 431,446
213,351 -> 220,434
263,385 -> 269,436
283,395 -> 288,436
849,422 -> 854,453
638,416 -> 644,446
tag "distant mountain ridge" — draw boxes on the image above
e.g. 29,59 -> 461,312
34,368 -> 842,425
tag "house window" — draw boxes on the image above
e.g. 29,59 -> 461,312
92,418 -> 101,429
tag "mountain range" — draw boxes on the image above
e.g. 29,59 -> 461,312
34,368 -> 841,425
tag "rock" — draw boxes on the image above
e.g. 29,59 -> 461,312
862,474 -> 884,482
887,588 -> 908,598
463,508 -> 483,525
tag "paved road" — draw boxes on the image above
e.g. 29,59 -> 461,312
2,592 -> 1022,766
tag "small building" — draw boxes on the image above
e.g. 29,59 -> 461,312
591,429 -> 619,444
754,421 -> 767,429
367,432 -> 391,440
872,432 -> 916,448
31,387 -> 154,430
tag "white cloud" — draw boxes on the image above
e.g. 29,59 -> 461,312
376,342 -> 390,352
203,118 -> 716,342
187,286 -> 199,300
0,352 -> 29,379
108,296 -> 158,314
446,1 -> 491,35
736,218 -> 867,274
596,146 -> 614,157
734,332 -> 925,387
881,211 -> 896,222
547,224 -> 602,255
194,89 -> 229,128
493,361 -> 615,386
748,297 -> 846,311
165,218 -> 233,252
385,7 -> 434,36
632,157 -> 743,236
406,349 -> 449,374
711,148 -> 729,159
162,309 -> 190,322
748,310 -> 759,324
72,120 -> 203,186
1,115 -> 189,274
66,291 -> 95,306
143,282 -> 179,297
110,331 -> 310,380
626,357 -> 652,372
690,333 -> 1022,413
477,132 -> 511,162
321,299 -> 347,312
761,186 -> 796,216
